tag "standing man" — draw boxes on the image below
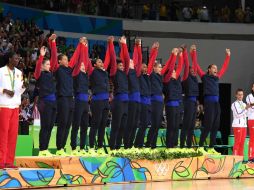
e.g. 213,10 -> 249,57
0,52 -> 26,169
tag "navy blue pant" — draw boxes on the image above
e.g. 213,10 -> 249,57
89,100 -> 109,148
38,99 -> 57,151
124,102 -> 140,149
70,99 -> 89,150
109,100 -> 128,150
180,99 -> 197,148
199,101 -> 221,147
134,103 -> 150,148
146,101 -> 163,148
165,106 -> 180,148
56,97 -> 74,150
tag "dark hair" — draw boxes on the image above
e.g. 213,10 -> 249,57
2,51 -> 17,66
91,59 -> 97,66
7,51 -> 17,60
57,54 -> 66,61
207,64 -> 215,74
154,61 -> 161,67
116,58 -> 122,64
236,88 -> 244,94
93,58 -> 102,66
42,57 -> 50,65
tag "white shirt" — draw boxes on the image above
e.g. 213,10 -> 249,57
246,93 -> 254,120
0,66 -> 25,108
231,100 -> 247,127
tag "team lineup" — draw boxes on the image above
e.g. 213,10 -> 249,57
2,33 -> 254,168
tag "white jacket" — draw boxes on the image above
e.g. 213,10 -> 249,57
231,100 -> 247,127
0,66 -> 25,108
246,93 -> 254,120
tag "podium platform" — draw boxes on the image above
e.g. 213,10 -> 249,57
0,155 -> 253,189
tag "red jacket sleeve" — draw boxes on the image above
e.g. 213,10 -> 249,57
72,43 -> 89,76
104,42 -> 111,70
217,55 -> 230,78
175,54 -> 183,79
161,53 -> 173,75
190,51 -> 197,75
191,50 -> 205,78
147,47 -> 158,75
163,54 -> 177,83
34,55 -> 44,80
136,45 -> 143,77
109,41 -> 117,77
69,43 -> 81,69
49,40 -> 59,72
120,43 -> 130,75
182,49 -> 189,81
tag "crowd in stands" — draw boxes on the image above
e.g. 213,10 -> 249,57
3,0 -> 254,23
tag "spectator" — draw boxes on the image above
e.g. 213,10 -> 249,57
245,7 -> 253,23
182,6 -> 193,21
199,6 -> 209,22
142,3 -> 150,20
116,2 -> 123,18
88,0 -> 98,15
196,101 -> 204,129
235,6 -> 245,23
19,96 -> 33,135
32,96 -> 40,126
221,5 -> 231,22
159,3 -> 168,21
211,6 -> 220,22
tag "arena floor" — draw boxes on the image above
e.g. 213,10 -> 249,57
39,179 -> 254,190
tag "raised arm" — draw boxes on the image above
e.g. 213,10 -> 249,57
175,51 -> 184,79
68,43 -> 82,69
108,36 -> 117,77
119,36 -> 130,74
161,53 -> 172,75
72,37 -> 89,76
34,46 -> 46,80
163,49 -> 178,83
182,46 -> 189,81
217,49 -> 231,79
103,37 -> 112,70
133,38 -> 142,77
147,42 -> 159,75
48,34 -> 59,72
191,48 -> 205,78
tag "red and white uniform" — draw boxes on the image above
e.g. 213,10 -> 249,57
246,93 -> 254,159
0,65 -> 25,166
231,100 -> 247,156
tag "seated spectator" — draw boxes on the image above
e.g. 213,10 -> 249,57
245,7 -> 253,23
221,5 -> 231,22
116,2 -> 123,18
235,6 -> 245,23
160,3 -> 168,21
199,6 -> 209,22
142,3 -> 150,20
182,6 -> 193,21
